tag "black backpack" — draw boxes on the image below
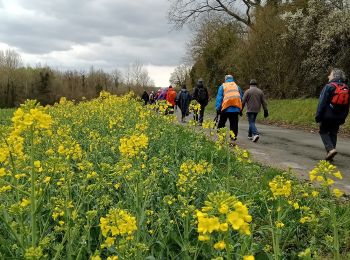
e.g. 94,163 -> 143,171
197,88 -> 207,103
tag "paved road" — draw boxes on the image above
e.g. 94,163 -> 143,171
177,112 -> 350,192
235,121 -> 350,192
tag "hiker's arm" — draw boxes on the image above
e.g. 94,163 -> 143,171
215,85 -> 224,111
261,91 -> 268,111
316,85 -> 330,122
242,90 -> 248,111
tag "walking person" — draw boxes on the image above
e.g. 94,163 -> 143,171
166,85 -> 177,114
192,78 -> 209,125
141,90 -> 149,105
157,88 -> 168,101
176,84 -> 191,122
149,91 -> 156,104
315,68 -> 349,161
242,79 -> 269,142
216,75 -> 243,141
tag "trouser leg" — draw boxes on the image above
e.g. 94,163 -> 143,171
247,112 -> 258,136
251,112 -> 258,135
228,112 -> 239,139
217,112 -> 228,129
319,122 -> 337,152
329,124 -> 339,149
199,105 -> 206,123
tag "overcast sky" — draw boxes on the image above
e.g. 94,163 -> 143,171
0,0 -> 191,87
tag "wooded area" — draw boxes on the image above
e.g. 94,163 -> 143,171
0,50 -> 155,108
169,0 -> 350,98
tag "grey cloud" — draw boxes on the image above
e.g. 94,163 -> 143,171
0,0 -> 190,67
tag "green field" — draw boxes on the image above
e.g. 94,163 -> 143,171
0,98 -> 349,259
0,108 -> 14,125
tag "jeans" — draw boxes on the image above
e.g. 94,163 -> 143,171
319,122 -> 339,152
217,112 -> 239,139
247,112 -> 258,137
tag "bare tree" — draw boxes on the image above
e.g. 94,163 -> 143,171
0,49 -> 22,69
168,0 -> 264,28
111,69 -> 122,93
125,61 -> 155,88
170,63 -> 191,87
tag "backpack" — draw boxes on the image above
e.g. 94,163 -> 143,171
330,83 -> 349,110
197,88 -> 207,103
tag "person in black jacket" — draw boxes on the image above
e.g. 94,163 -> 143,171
315,68 -> 349,161
141,90 -> 149,105
192,78 -> 209,125
176,84 -> 192,122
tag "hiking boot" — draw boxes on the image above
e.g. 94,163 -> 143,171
248,136 -> 253,140
325,149 -> 337,161
252,135 -> 259,143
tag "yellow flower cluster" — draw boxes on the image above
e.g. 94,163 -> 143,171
155,100 -> 169,114
1,103 -> 53,164
119,133 -> 149,158
234,146 -> 251,163
202,119 -> 216,129
100,208 -> 137,248
11,107 -> 52,133
189,101 -> 201,115
215,128 -> 228,150
196,191 -> 252,247
269,175 -> 292,198
176,160 -> 213,193
309,161 -> 344,197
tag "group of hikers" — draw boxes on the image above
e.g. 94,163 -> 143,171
141,68 -> 349,161
141,75 -> 268,143
141,79 -> 210,124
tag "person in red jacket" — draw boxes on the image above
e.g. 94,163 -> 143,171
166,85 -> 177,114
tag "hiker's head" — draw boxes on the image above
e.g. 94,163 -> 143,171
249,79 -> 258,86
197,78 -> 204,87
181,84 -> 187,89
225,75 -> 234,82
169,85 -> 173,89
329,68 -> 346,82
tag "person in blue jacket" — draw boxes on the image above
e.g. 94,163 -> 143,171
216,75 -> 244,141
315,68 -> 349,161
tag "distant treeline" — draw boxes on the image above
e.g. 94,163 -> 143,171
169,0 -> 350,98
0,50 -> 156,108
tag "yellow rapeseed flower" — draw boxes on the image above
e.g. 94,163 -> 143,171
0,168 -> 6,177
100,208 -> 137,238
213,240 -> 226,250
269,175 -> 292,198
333,188 -> 344,198
198,235 -> 210,241
20,198 -> 30,207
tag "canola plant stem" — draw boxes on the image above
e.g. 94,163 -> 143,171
331,203 -> 340,260
30,128 -> 37,247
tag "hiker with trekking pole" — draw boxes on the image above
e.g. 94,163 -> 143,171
215,75 -> 244,143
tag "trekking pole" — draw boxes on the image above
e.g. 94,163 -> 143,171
213,112 -> 219,128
